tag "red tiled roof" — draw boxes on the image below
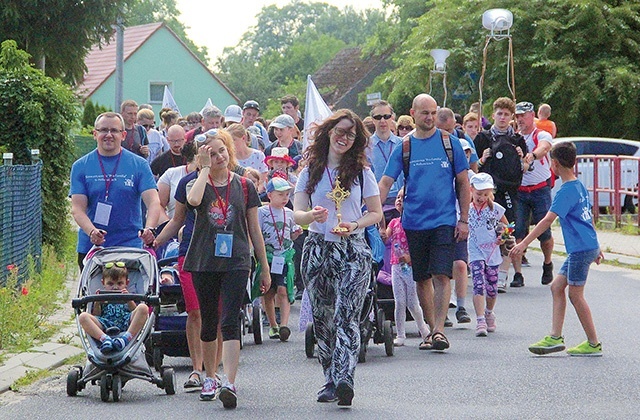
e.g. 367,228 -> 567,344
76,22 -> 163,98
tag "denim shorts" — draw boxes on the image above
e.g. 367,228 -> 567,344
405,226 -> 455,281
558,248 -> 601,286
515,186 -> 552,241
454,238 -> 468,263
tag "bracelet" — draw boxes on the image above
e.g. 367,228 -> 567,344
352,221 -> 360,230
459,220 -> 468,224
532,152 -> 538,160
89,228 -> 96,237
201,166 -> 211,170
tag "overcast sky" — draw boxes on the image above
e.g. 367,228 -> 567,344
174,0 -> 384,65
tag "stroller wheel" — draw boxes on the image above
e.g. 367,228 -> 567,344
252,301 -> 263,345
358,343 -> 367,363
66,368 -> 79,396
162,367 -> 176,395
100,374 -> 110,402
238,311 -> 245,349
383,320 -> 394,356
305,323 -> 315,358
112,375 -> 122,402
153,348 -> 164,372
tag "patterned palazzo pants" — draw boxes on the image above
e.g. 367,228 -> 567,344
302,232 -> 372,387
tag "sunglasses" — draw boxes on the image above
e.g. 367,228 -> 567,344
372,114 -> 392,121
141,124 -> 154,129
196,129 -> 219,143
104,261 -> 126,269
397,125 -> 413,131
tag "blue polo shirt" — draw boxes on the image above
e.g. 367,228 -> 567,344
369,132 -> 404,200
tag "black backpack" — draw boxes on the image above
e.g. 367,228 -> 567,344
484,133 -> 523,188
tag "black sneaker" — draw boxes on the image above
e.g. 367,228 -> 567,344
455,307 -> 471,324
510,272 -> 525,288
444,316 -> 453,327
336,380 -> 354,407
541,262 -> 554,285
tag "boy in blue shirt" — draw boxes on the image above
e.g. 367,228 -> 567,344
510,141 -> 604,356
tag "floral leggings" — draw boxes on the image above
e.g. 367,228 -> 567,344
469,260 -> 499,298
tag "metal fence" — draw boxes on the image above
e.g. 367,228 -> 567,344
0,152 -> 42,285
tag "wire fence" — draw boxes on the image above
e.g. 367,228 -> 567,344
0,157 -> 42,286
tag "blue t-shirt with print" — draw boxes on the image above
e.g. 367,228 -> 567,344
70,149 -> 158,253
383,130 -> 469,231
550,179 -> 599,253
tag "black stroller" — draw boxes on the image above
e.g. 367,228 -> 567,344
67,247 -> 176,402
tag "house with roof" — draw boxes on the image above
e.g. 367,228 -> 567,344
312,47 -> 392,118
76,22 -> 238,117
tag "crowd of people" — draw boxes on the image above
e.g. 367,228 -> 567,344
70,93 -> 604,409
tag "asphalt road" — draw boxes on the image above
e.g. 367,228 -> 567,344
2,250 -> 640,419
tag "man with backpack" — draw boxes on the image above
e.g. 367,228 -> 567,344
379,94 -> 470,351
474,97 -> 529,292
514,101 -> 555,286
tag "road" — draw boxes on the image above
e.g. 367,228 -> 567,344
2,250 -> 640,419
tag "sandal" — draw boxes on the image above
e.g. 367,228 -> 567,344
418,334 -> 432,350
431,332 -> 450,351
184,371 -> 202,390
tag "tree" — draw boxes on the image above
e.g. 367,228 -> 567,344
0,40 -> 79,252
369,0 -> 640,139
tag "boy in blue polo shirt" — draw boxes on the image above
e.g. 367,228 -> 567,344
510,141 -> 604,356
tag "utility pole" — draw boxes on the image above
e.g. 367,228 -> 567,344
114,15 -> 124,112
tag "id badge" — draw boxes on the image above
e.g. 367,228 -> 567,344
271,256 -> 285,274
215,233 -> 233,258
94,200 -> 112,226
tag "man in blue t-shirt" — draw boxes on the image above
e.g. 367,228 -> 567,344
70,112 -> 162,270
379,94 -> 470,352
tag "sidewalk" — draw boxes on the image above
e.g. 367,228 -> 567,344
1,227 -> 639,394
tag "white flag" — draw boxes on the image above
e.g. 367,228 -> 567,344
162,86 -> 181,116
303,75 -> 333,151
200,98 -> 213,114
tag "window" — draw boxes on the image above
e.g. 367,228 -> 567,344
149,82 -> 171,104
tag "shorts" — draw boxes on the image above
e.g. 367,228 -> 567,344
98,313 -> 130,332
269,264 -> 288,291
515,186 -> 552,241
454,238 -> 468,263
558,248 -> 601,286
178,255 -> 200,312
494,187 -> 518,223
405,226 -> 455,281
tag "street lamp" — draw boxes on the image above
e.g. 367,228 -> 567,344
429,49 -> 450,107
478,8 -> 516,125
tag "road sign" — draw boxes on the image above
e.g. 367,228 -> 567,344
366,92 -> 382,106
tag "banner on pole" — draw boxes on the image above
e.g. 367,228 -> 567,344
303,75 -> 333,151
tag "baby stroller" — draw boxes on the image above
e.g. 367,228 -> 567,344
67,247 -> 175,402
145,256 -> 189,371
240,256 -> 265,348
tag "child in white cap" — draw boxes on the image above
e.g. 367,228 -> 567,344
468,173 -> 509,337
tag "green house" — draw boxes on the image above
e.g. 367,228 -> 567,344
76,22 -> 238,118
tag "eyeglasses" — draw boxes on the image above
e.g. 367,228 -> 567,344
96,128 -> 123,135
397,125 -> 412,131
104,261 -> 126,269
332,127 -> 357,141
167,138 -> 185,144
372,114 -> 392,121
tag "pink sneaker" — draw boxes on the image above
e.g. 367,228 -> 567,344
485,311 -> 497,333
476,319 -> 487,337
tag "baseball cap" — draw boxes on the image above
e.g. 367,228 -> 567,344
515,101 -> 534,114
224,105 -> 242,123
270,114 -> 295,129
266,177 -> 293,193
459,139 -> 472,151
470,173 -> 495,190
243,100 -> 260,112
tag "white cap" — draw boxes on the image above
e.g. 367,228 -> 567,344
460,139 -> 472,151
470,172 -> 495,190
224,105 -> 242,123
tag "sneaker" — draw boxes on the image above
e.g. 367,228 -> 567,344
268,326 -> 280,339
218,383 -> 238,409
485,311 -> 497,332
99,337 -> 114,354
476,319 -> 488,337
393,337 -> 405,347
444,316 -> 453,327
510,272 -> 525,288
528,335 -> 565,355
497,277 -> 507,293
541,262 -> 554,285
566,340 -> 603,357
317,382 -> 337,402
521,254 -> 531,267
112,335 -> 129,352
336,380 -> 354,407
184,371 -> 202,391
455,307 -> 471,324
279,326 -> 291,342
199,377 -> 219,401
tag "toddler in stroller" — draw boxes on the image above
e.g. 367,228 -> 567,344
67,247 -> 175,402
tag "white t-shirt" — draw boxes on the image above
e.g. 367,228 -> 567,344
521,129 -> 552,186
158,165 -> 188,218
238,149 -> 268,174
468,202 -> 506,266
295,166 -> 379,241
146,129 -> 170,164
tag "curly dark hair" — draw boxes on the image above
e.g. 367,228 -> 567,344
304,109 -> 370,196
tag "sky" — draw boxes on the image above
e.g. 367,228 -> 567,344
174,0 -> 384,66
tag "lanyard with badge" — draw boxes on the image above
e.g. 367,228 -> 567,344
268,205 -> 286,274
376,139 -> 394,164
94,150 -> 122,226
209,171 -> 234,258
